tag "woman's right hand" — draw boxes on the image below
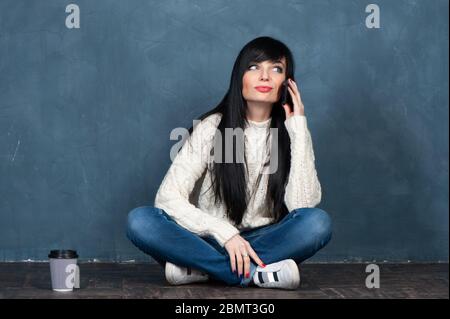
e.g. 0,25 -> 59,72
224,234 -> 266,279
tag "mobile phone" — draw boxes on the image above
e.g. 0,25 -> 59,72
280,79 -> 294,109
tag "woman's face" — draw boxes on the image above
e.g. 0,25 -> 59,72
242,57 -> 287,105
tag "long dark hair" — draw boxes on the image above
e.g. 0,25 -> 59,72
184,36 -> 296,226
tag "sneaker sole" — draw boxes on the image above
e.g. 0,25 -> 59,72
285,259 -> 301,290
165,262 -> 178,285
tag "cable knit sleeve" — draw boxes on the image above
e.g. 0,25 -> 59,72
154,114 -> 240,247
283,115 -> 322,211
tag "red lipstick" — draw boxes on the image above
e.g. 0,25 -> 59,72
255,86 -> 273,93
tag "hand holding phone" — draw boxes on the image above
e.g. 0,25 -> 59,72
280,78 -> 306,118
280,79 -> 294,110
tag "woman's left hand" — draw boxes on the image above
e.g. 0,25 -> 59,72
282,78 -> 305,119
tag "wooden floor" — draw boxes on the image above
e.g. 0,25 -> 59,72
0,262 -> 447,299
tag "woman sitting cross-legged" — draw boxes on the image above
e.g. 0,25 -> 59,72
126,36 -> 332,290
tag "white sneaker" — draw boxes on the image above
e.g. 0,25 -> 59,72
165,261 -> 209,285
252,259 -> 300,290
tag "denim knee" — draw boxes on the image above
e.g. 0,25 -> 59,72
292,207 -> 333,247
126,206 -> 159,240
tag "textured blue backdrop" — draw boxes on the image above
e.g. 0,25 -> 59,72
0,0 -> 448,262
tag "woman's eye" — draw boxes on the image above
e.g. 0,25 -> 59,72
248,64 -> 283,73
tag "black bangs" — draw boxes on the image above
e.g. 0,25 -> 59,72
238,36 -> 295,79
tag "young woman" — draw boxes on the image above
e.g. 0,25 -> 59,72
126,36 -> 332,290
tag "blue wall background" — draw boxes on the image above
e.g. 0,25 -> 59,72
0,0 -> 448,262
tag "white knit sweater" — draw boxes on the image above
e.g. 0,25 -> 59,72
154,113 -> 321,247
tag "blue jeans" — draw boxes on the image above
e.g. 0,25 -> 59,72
126,206 -> 332,288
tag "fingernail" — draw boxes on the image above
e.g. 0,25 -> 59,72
262,263 -> 266,267
245,273 -> 250,278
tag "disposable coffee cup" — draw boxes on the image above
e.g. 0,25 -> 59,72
48,250 -> 80,292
